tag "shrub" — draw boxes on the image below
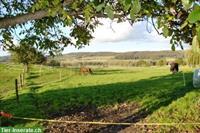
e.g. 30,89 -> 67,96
175,58 -> 187,65
136,60 -> 150,67
186,50 -> 200,67
157,59 -> 167,66
47,60 -> 60,66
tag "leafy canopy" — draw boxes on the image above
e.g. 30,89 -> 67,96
0,0 -> 200,55
10,43 -> 46,65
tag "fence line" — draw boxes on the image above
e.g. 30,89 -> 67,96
27,73 -> 76,88
11,116 -> 200,126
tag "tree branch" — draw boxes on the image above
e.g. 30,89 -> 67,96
0,10 -> 48,29
0,0 -> 73,29
151,17 -> 163,35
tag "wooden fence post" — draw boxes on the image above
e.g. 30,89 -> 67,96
15,79 -> 19,103
22,73 -> 24,86
19,74 -> 22,88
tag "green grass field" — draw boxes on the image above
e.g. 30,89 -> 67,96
0,63 -> 200,132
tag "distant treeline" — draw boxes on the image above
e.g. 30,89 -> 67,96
61,51 -> 185,60
0,51 -> 186,67
46,51 -> 186,67
47,58 -> 187,68
114,51 -> 185,60
1,51 -> 185,62
0,56 -> 10,63
65,52 -> 119,58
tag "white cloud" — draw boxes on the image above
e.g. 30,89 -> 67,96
91,19 -> 171,44
92,19 -> 133,43
128,21 -> 170,43
91,19 -> 190,50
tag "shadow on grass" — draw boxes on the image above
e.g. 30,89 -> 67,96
93,69 -> 126,75
0,72 -> 196,130
70,68 -> 136,76
26,72 -> 40,80
92,69 -> 143,76
96,74 -> 195,132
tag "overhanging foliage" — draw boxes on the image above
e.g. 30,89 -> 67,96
0,0 -> 200,55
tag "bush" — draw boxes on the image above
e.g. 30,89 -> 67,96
185,50 -> 200,67
135,60 -> 150,67
175,58 -> 187,65
157,59 -> 167,66
47,60 -> 60,66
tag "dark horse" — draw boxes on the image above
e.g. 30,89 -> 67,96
80,67 -> 93,75
167,62 -> 179,74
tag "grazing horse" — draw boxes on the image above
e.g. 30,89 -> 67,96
80,67 -> 93,75
167,62 -> 179,74
150,61 -> 156,66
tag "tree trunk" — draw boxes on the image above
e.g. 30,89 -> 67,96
24,63 -> 29,73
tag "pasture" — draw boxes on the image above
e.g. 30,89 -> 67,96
0,63 -> 200,132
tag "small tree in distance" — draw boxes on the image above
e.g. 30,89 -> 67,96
186,36 -> 200,67
10,44 -> 46,73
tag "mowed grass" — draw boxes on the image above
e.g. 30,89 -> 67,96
0,63 -> 200,132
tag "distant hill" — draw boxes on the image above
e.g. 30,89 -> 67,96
64,52 -> 119,58
61,51 -> 185,60
1,51 -> 185,63
0,56 -> 10,63
114,51 -> 185,60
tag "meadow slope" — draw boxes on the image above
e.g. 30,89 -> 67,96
0,63 -> 199,132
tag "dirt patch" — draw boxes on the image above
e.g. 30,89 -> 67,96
119,125 -> 160,133
44,102 -> 140,133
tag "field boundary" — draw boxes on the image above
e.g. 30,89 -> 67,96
11,116 -> 200,126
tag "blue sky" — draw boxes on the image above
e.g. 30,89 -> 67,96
0,19 -> 190,56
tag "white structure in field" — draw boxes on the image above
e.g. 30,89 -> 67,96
193,69 -> 200,88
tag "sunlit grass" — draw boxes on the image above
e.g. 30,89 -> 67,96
0,63 -> 199,132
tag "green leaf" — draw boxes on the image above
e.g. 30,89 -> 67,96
180,21 -> 188,30
95,3 -> 105,12
62,11 -> 73,26
172,0 -> 177,3
119,0 -> 130,11
181,0 -> 192,10
130,0 -> 141,20
192,35 -> 200,53
105,6 -> 114,19
130,8 -> 136,20
197,27 -> 200,42
84,4 -> 93,22
171,44 -> 175,51
188,8 -> 200,23
162,26 -> 170,38
48,8 -> 58,17
125,0 -> 132,5
157,17 -> 162,29
124,4 -> 131,11
131,0 -> 141,14
33,3 -> 40,10
52,0 -> 60,6
71,2 -> 78,10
